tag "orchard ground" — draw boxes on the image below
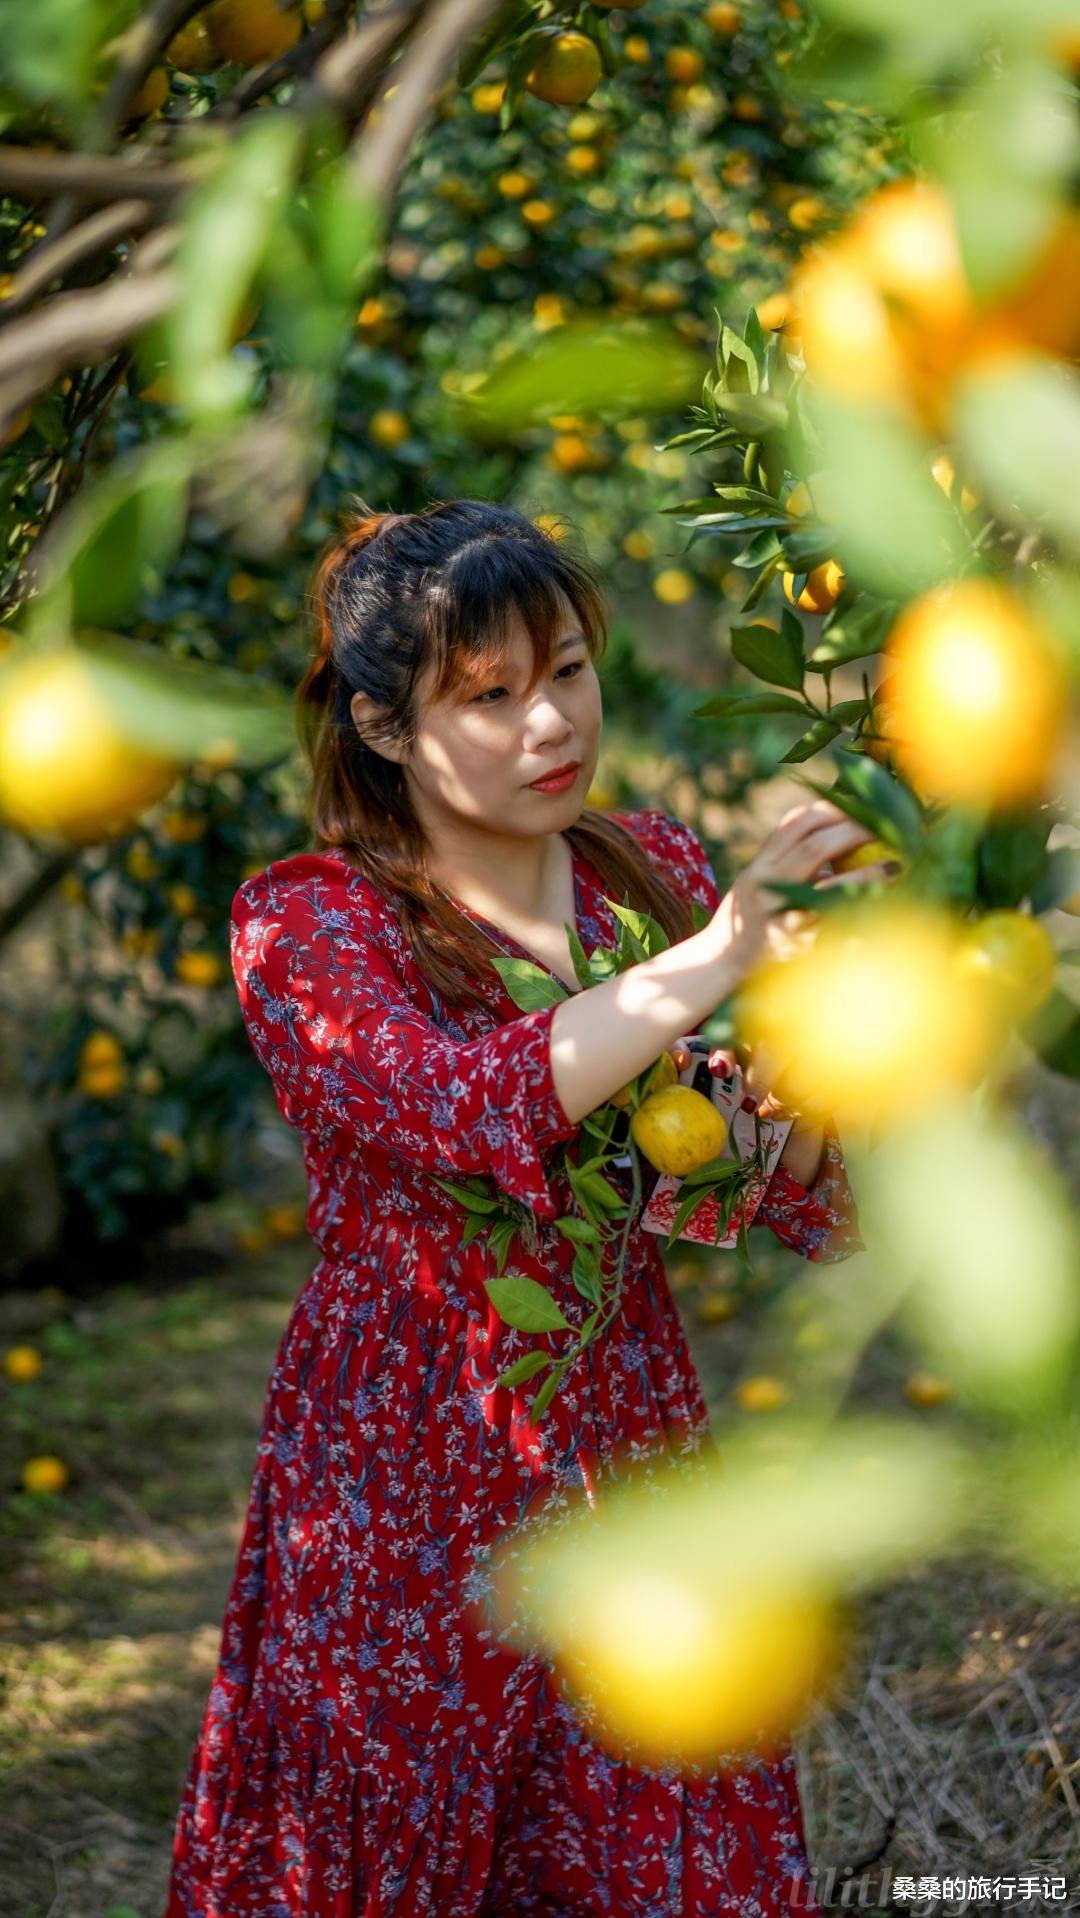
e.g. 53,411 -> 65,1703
3,1165 -> 1080,1918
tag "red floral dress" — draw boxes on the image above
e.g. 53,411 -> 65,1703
163,808 -> 862,1918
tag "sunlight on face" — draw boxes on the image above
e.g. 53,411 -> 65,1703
404,607 -> 602,836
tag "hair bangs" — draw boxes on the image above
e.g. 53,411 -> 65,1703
423,533 -> 606,701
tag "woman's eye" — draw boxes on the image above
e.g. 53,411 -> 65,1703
473,660 -> 583,704
557,660 -> 584,679
473,686 -> 507,704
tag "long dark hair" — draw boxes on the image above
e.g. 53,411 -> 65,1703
295,496 -> 696,1011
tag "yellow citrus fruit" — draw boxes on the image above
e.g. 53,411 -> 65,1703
953,911 -> 1057,1023
267,1202 -> 304,1238
904,1370 -> 955,1408
696,1293 -> 737,1324
127,67 -> 169,118
755,291 -> 789,331
521,199 -> 555,227
566,145 -> 600,175
176,950 -> 222,987
0,647 -> 181,843
630,1084 -> 727,1176
736,1375 -> 791,1411
831,837 -> 906,877
653,567 -> 695,605
786,481 -> 812,518
167,883 -> 198,917
783,559 -> 845,614
206,0 -> 302,65
610,1049 -> 679,1109
471,83 -> 506,113
525,33 -> 603,107
882,580 -> 1068,810
705,2 -> 740,31
4,1346 -> 43,1382
162,810 -> 206,843
370,408 -> 409,449
23,1455 -> 69,1493
736,898 -> 1006,1127
623,34 -> 650,62
550,1560 -> 838,1765
80,1030 -> 123,1070
167,19 -> 221,70
79,1062 -> 125,1097
666,47 -> 705,83
497,170 -> 531,199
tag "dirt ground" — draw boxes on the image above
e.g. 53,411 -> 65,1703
2,1209 -> 1078,1918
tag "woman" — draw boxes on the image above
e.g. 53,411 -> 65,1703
164,499 -> 889,1918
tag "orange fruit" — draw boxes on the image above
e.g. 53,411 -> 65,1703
630,1084 -> 727,1176
704,2 -> 740,30
369,408 -> 410,449
175,950 -> 222,987
665,47 -> 705,83
206,0 -> 302,65
736,1375 -> 791,1411
525,33 -> 603,107
0,647 -> 181,843
127,67 -> 169,117
167,19 -> 221,70
4,1346 -> 43,1382
831,837 -> 906,878
904,1371 -> 955,1408
954,911 -> 1057,1023
882,580 -> 1068,810
782,559 -> 845,614
23,1455 -> 69,1494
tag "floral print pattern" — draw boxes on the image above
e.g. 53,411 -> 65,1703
163,808 -> 861,1917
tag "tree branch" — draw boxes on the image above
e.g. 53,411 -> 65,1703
0,268 -> 177,433
2,200 -> 155,320
0,147 -> 188,207
94,0 -> 210,141
295,0 -> 426,122
350,0 -> 504,202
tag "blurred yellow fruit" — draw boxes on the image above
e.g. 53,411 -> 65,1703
206,0 -> 302,65
236,1224 -> 273,1254
152,1129 -> 183,1156
736,898 -> 1007,1127
666,47 -> 705,83
696,1293 -> 737,1324
162,810 -> 206,843
622,529 -> 654,560
370,408 -> 409,449
954,911 -> 1057,1023
882,580 -> 1068,810
786,481 -> 811,518
522,199 -> 556,227
586,779 -> 614,809
525,33 -> 603,107
127,67 -> 169,118
704,2 -> 740,31
623,34 -> 650,62
0,649 -> 181,844
23,1455 -> 69,1494
788,196 -> 827,232
736,1375 -> 791,1411
267,1202 -> 305,1238
167,19 -> 221,70
135,1063 -> 165,1095
566,145 -> 600,175
471,83 -> 505,113
80,1030 -> 123,1070
653,567 -> 695,605
549,1557 -> 838,1765
630,1085 -> 727,1176
474,244 -> 504,270
497,170 -> 531,199
831,837 -> 906,877
783,559 -> 845,614
79,1061 -> 125,1097
176,950 -> 222,987
904,1370 -> 955,1408
167,883 -> 199,917
4,1345 -> 42,1382
755,291 -> 789,331
533,512 -> 566,540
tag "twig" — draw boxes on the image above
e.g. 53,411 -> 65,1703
0,147 -> 187,207
0,850 -> 82,945
93,0 -> 210,140
350,0 -> 505,202
295,0 -> 427,121
1011,1666 -> 1080,1820
208,0 -> 358,119
0,267 -> 176,430
1,199 -> 154,319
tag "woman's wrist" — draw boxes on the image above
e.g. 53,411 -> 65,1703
776,1117 -> 827,1187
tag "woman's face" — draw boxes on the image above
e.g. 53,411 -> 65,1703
371,606 -> 602,839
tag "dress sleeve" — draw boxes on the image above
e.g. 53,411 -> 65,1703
617,809 -> 863,1263
229,860 -> 581,1222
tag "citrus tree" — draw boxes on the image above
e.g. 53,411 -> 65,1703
0,0 -> 893,1261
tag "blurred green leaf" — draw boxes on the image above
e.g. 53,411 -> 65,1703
694,689 -> 808,717
832,748 -> 925,850
1019,987 -> 1080,1079
800,396 -> 965,595
977,815 -> 1054,908
456,318 -> 706,436
30,440 -> 194,631
780,716 -> 844,762
956,357 -> 1080,558
64,629 -> 295,769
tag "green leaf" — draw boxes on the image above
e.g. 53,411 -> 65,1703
715,392 -> 787,436
497,1350 -> 552,1390
832,748 -> 925,850
978,816 -> 1055,909
571,1248 -> 603,1305
1019,989 -> 1080,1080
457,317 -> 705,436
801,394 -> 964,596
490,957 -> 570,1009
955,356 -> 1080,559
32,439 -> 194,630
485,1274 -> 572,1333
740,553 -> 785,612
780,717 -> 844,762
1031,846 -> 1080,915
808,599 -> 892,669
527,1361 -> 568,1425
555,1215 -> 601,1243
730,620 -> 805,690
694,689 -> 809,717
577,1171 -> 627,1212
431,1176 -> 503,1213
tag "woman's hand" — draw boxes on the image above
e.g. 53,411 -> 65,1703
707,799 -> 902,981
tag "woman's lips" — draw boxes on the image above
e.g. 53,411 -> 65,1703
528,763 -> 581,791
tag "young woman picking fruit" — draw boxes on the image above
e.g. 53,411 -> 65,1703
164,500 -> 888,1918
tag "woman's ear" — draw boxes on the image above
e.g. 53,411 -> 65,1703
350,691 -> 406,764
